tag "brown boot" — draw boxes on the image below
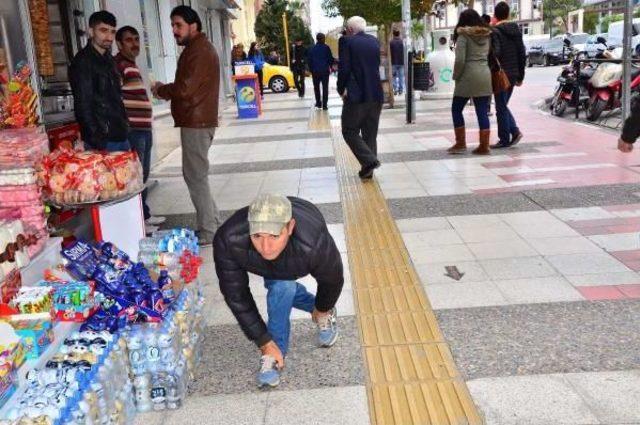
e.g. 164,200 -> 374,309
472,129 -> 491,155
447,127 -> 466,154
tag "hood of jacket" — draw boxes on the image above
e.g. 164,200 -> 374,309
495,21 -> 522,39
457,26 -> 492,45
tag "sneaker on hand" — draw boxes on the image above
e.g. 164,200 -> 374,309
317,307 -> 338,347
145,216 -> 166,225
257,355 -> 280,388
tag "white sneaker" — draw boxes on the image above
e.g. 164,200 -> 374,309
145,224 -> 159,235
146,216 -> 166,225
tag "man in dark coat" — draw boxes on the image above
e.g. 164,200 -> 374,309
337,16 -> 384,180
491,1 -> 526,148
291,39 -> 307,98
307,33 -> 335,109
617,98 -> 640,152
389,29 -> 405,95
214,194 -> 343,388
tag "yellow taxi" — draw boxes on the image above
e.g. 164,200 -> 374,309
262,64 -> 295,93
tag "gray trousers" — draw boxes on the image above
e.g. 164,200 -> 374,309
180,127 -> 219,236
341,102 -> 382,167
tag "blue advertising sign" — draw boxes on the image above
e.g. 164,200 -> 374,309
235,77 -> 259,119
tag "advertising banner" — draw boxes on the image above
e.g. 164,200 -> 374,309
235,76 -> 259,119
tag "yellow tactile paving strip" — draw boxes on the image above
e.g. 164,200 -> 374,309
329,123 -> 484,425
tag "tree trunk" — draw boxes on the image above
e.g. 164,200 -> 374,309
383,24 -> 395,108
467,0 -> 475,10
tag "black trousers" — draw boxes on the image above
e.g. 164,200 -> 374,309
293,67 -> 305,97
621,96 -> 640,143
312,72 -> 329,108
256,69 -> 264,96
341,101 -> 382,167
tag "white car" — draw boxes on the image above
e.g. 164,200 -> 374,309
579,34 -> 608,58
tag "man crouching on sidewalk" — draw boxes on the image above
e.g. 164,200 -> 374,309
213,194 -> 343,387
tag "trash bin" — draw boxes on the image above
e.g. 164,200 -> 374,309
413,62 -> 431,91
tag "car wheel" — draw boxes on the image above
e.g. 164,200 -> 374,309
269,76 -> 289,93
544,54 -> 551,67
527,56 -> 532,67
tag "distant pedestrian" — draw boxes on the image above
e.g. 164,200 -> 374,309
69,11 -> 129,152
617,98 -> 640,152
248,42 -> 265,97
114,25 -> 165,233
307,33 -> 335,110
491,1 -> 526,148
267,50 -> 280,65
214,194 -> 343,388
390,29 -> 405,95
231,43 -> 247,75
291,38 -> 307,98
337,16 -> 383,179
151,5 -> 220,246
447,9 -> 493,155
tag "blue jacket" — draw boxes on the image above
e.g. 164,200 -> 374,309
248,51 -> 265,71
337,32 -> 383,104
307,43 -> 334,74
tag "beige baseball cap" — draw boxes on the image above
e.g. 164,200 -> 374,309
248,194 -> 292,236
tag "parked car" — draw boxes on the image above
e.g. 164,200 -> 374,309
607,19 -> 640,51
528,38 -> 572,66
262,64 -> 295,93
578,33 -> 609,58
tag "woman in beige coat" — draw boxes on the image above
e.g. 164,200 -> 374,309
447,9 -> 493,155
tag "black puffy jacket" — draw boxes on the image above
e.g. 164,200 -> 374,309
492,22 -> 526,84
213,197 -> 344,347
69,44 -> 128,150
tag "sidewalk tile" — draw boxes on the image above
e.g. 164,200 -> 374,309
494,277 -> 584,304
162,393 -> 268,425
447,214 -> 504,228
545,253 -> 631,275
133,411 -> 165,425
563,370 -> 640,424
264,386 -> 369,425
467,239 -> 537,260
508,221 -> 580,239
588,233 -> 640,252
415,261 -> 489,285
576,285 -> 626,300
409,244 -> 475,265
617,284 -> 640,298
526,236 -> 602,256
424,280 -> 508,309
479,257 -> 557,280
396,217 -> 451,233
402,229 -> 463,250
551,206 -> 616,222
455,222 -> 520,243
566,271 -> 640,286
467,374 -> 600,425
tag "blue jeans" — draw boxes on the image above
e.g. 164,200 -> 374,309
104,140 -> 131,152
264,279 -> 315,355
392,65 -> 404,93
451,96 -> 490,130
128,130 -> 153,220
494,87 -> 520,144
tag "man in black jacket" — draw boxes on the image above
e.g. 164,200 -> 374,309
214,194 -> 343,388
491,2 -> 526,149
617,98 -> 640,152
69,11 -> 129,151
291,39 -> 307,98
389,29 -> 404,95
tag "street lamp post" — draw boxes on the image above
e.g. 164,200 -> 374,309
402,0 -> 415,123
621,0 -> 633,122
283,12 -> 291,68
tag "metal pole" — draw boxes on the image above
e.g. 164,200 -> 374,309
621,0 -> 633,122
283,12 -> 290,68
402,0 -> 414,123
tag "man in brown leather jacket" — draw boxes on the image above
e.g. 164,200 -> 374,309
152,5 -> 220,246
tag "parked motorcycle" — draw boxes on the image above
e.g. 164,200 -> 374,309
586,46 -> 640,121
550,40 -> 595,117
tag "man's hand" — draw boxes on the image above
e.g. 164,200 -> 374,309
312,307 -> 330,324
150,81 -> 164,98
260,340 -> 284,369
618,138 -> 634,153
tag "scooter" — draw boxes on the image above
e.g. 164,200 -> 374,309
550,40 -> 595,116
586,46 -> 640,121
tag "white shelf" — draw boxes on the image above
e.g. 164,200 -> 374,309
20,237 -> 64,286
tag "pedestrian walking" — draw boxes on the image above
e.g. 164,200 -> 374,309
151,5 -> 220,247
231,43 -> 247,75
617,98 -> 640,152
390,29 -> 405,95
307,33 -> 335,110
214,194 -> 343,388
248,42 -> 265,98
291,38 -> 307,98
337,16 -> 384,179
491,1 -> 526,148
447,9 -> 493,155
481,14 -> 494,116
69,11 -> 129,152
266,50 -> 280,65
114,25 -> 165,234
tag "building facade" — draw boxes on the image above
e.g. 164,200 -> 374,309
431,0 -> 544,36
231,0 -> 258,47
